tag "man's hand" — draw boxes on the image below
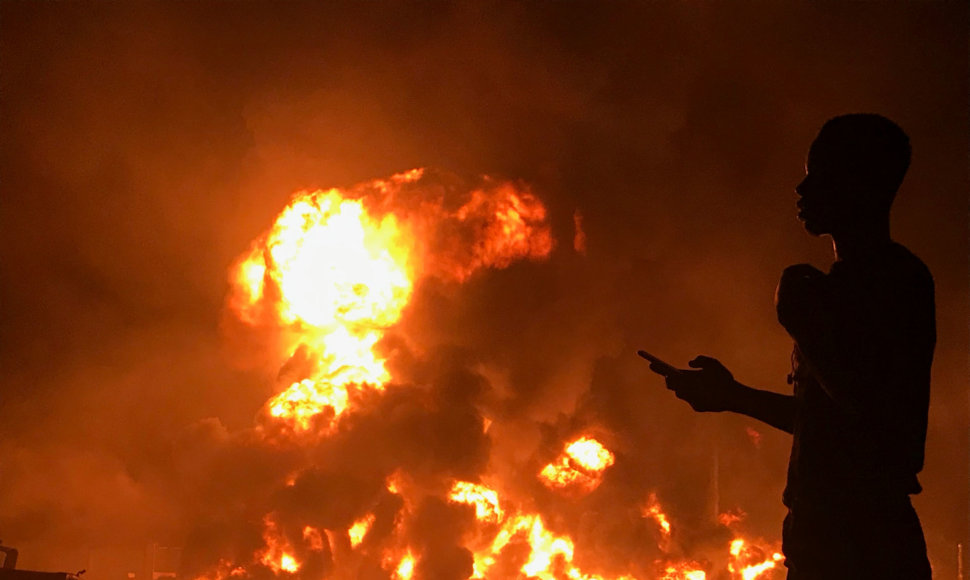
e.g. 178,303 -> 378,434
776,263 -> 827,335
658,356 -> 741,413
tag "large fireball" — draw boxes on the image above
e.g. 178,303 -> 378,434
228,169 -> 553,432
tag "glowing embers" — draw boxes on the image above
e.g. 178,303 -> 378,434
539,436 -> 616,494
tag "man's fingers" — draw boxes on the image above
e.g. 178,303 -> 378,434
688,355 -> 719,369
644,358 -> 679,377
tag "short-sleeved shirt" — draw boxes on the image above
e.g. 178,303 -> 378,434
782,242 -> 935,507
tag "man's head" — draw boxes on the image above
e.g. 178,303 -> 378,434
795,114 -> 910,236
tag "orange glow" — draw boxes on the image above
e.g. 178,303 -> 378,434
192,559 -> 247,580
218,170 -> 790,580
539,436 -> 615,494
394,552 -> 415,580
573,209 -> 587,254
303,526 -> 325,552
386,471 -> 406,495
718,508 -> 747,528
349,513 -> 375,548
471,513 -> 575,580
448,481 -> 503,523
257,515 -> 300,574
727,538 -> 785,580
232,187 -> 414,431
661,565 -> 707,580
642,492 -> 672,541
278,555 -> 298,574
447,184 -> 554,281
745,426 -> 762,448
229,170 -> 554,432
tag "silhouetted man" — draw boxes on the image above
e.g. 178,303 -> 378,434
646,114 -> 934,579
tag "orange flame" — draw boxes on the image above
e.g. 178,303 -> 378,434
394,552 -> 415,580
449,481 -> 504,523
348,513 -> 375,548
539,436 -> 616,494
257,515 -> 300,574
229,169 -> 554,433
216,170 -> 790,580
661,565 -> 707,580
718,508 -> 747,528
302,526 -> 326,552
642,492 -> 673,543
728,538 -> 784,580
233,189 -> 414,431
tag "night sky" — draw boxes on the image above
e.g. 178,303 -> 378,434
1,2 -> 967,579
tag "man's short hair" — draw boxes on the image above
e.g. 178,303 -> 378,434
812,114 -> 911,202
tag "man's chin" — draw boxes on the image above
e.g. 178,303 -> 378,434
799,216 -> 831,236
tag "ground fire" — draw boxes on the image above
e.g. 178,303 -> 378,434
189,169 -> 785,580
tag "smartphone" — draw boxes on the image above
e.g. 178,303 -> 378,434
637,349 -> 683,377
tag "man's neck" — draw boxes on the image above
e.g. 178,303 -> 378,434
830,219 -> 893,262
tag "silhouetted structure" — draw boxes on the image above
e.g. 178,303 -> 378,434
645,114 -> 934,579
0,543 -> 82,580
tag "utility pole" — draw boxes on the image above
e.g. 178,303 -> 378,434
958,543 -> 964,580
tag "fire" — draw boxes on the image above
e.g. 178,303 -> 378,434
718,508 -> 746,528
718,509 -> 783,580
203,169 -> 792,580
642,492 -> 672,540
229,169 -> 554,432
394,552 -> 415,580
302,526 -> 325,552
449,481 -> 504,523
257,515 -> 300,574
727,539 -> 784,580
539,436 -> 615,494
386,472 -> 405,495
661,565 -> 707,580
471,513 -> 576,580
232,188 -> 414,431
348,513 -> 375,548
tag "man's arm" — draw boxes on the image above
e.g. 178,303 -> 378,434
727,382 -> 795,434
651,356 -> 795,434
